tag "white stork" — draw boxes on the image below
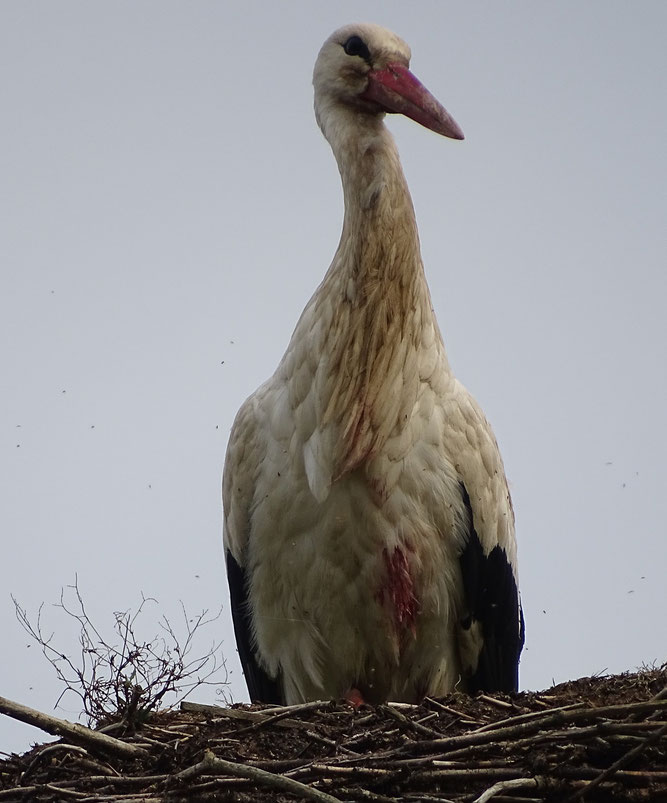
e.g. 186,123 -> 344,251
223,23 -> 523,705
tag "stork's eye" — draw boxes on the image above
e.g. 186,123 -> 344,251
343,35 -> 371,61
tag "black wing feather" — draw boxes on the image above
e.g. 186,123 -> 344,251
458,482 -> 524,693
226,550 -> 284,703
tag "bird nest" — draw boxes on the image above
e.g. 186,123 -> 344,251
1,668 -> 665,802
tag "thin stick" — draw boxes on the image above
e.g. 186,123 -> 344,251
380,704 -> 444,737
255,700 -> 333,716
472,702 -> 587,733
477,695 -> 516,710
475,697 -> 667,735
181,699 -> 331,717
0,695 -> 148,759
648,684 -> 667,703
0,787 -> 38,801
397,698 -> 667,756
42,784 -> 88,799
181,699 -> 320,731
473,777 -> 540,803
565,721 -> 667,801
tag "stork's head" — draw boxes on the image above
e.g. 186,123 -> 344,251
313,23 -> 464,141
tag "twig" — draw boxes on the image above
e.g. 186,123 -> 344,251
652,684 -> 667,702
477,694 -> 516,710
472,702 -> 586,733
439,720 -> 666,762
181,700 -> 328,718
0,695 -> 148,759
22,742 -> 91,779
174,749 -> 342,802
0,786 -> 39,800
259,700 -> 334,716
181,700 -> 313,732
422,697 -> 485,724
341,789 -> 407,803
43,784 -> 89,798
19,742 -> 117,789
401,796 -> 457,803
309,764 -> 395,777
422,698 -> 470,717
413,767 -> 524,781
475,697 -> 667,736
565,721 -> 667,801
380,704 -> 444,737
473,777 -> 540,802
395,698 -> 667,756
228,704 -> 327,735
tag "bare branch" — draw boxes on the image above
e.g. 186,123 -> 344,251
0,695 -> 148,759
175,749 -> 343,803
12,580 -> 228,728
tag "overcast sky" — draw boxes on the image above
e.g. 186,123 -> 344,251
2,2 -> 665,755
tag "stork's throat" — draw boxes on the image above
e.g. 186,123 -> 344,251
326,201 -> 428,478
319,128 -> 434,479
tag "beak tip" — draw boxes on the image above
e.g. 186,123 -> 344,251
441,121 -> 465,141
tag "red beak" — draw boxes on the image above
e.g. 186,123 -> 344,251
362,62 -> 464,140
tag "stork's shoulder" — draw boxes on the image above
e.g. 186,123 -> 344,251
439,379 -> 516,559
223,377 -> 294,558
223,390 -> 260,561
442,380 -> 508,473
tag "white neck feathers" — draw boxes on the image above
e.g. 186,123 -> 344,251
289,111 -> 447,499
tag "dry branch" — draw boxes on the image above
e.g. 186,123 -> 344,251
0,696 -> 147,759
175,749 -> 342,802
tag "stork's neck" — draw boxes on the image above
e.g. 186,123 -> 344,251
312,111 -> 447,478
331,115 -> 421,278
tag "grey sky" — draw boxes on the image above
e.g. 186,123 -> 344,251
2,2 -> 665,754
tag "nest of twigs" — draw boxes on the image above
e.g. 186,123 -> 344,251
1,667 -> 666,802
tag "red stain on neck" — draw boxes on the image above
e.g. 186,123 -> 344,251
377,546 -> 419,636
